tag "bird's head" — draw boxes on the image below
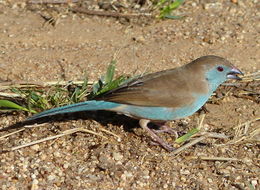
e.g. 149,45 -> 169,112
207,64 -> 243,81
189,55 -> 244,92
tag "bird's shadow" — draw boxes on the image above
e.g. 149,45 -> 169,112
0,111 -> 140,133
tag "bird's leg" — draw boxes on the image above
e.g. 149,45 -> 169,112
139,119 -> 174,151
200,105 -> 210,114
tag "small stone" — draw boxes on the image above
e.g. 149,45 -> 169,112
219,169 -> 231,176
31,144 -> 40,151
31,179 -> 39,190
180,169 -> 190,175
237,34 -> 244,40
47,174 -> 56,181
191,2 -> 197,7
180,176 -> 187,182
54,152 -> 61,157
40,154 -> 47,160
238,1 -> 246,8
124,171 -> 133,178
112,152 -> 123,161
88,174 -> 99,181
134,36 -> 145,43
204,2 -> 223,10
31,174 -> 37,179
251,180 -> 258,187
63,163 -> 70,169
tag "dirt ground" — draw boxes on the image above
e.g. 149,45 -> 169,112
0,0 -> 259,189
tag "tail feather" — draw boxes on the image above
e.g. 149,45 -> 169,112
27,100 -> 119,121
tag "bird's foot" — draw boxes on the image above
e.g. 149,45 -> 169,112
139,119 -> 174,151
152,123 -> 178,138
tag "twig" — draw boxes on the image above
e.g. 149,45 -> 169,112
0,92 -> 22,98
2,127 -> 107,152
70,7 -> 153,18
171,132 -> 229,155
197,114 -> 205,130
24,123 -> 49,128
211,117 -> 260,146
0,128 -> 25,140
171,136 -> 206,155
28,0 -> 79,4
0,80 -> 93,88
187,156 -> 241,162
241,71 -> 260,82
195,132 -> 230,139
140,152 -> 148,165
99,127 -> 121,141
234,117 -> 260,130
9,132 -> 68,151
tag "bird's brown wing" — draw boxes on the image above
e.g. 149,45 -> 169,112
96,66 -> 207,108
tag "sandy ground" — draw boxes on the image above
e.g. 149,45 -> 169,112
0,0 -> 259,189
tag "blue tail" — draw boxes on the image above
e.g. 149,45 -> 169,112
27,100 -> 120,121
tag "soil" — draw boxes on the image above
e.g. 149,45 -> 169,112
0,0 -> 259,189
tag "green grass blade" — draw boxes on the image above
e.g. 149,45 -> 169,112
105,60 -> 116,84
175,128 -> 199,143
156,0 -> 167,7
0,100 -> 37,113
96,76 -> 127,96
248,183 -> 256,190
81,76 -> 88,90
169,0 -> 184,10
158,0 -> 185,19
92,79 -> 102,94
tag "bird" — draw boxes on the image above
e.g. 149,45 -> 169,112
27,55 -> 243,151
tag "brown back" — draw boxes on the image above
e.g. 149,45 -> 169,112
96,55 -> 232,108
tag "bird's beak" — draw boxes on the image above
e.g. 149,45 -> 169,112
227,68 -> 244,80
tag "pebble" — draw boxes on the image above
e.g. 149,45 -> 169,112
251,180 -> 258,187
219,169 -> 231,176
47,174 -> 57,181
142,170 -> 150,179
63,163 -> 70,169
191,2 -> 197,7
31,183 -> 39,190
204,2 -> 223,10
207,178 -> 213,183
54,152 -> 61,157
31,174 -> 37,179
135,35 -> 146,43
87,174 -> 99,181
238,1 -> 246,8
125,171 -> 133,178
180,169 -> 190,175
180,176 -> 187,182
112,152 -> 123,161
31,144 -> 40,151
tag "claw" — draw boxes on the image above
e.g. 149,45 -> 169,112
152,123 -> 178,138
139,119 -> 175,151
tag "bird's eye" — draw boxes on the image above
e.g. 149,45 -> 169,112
217,66 -> 224,72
